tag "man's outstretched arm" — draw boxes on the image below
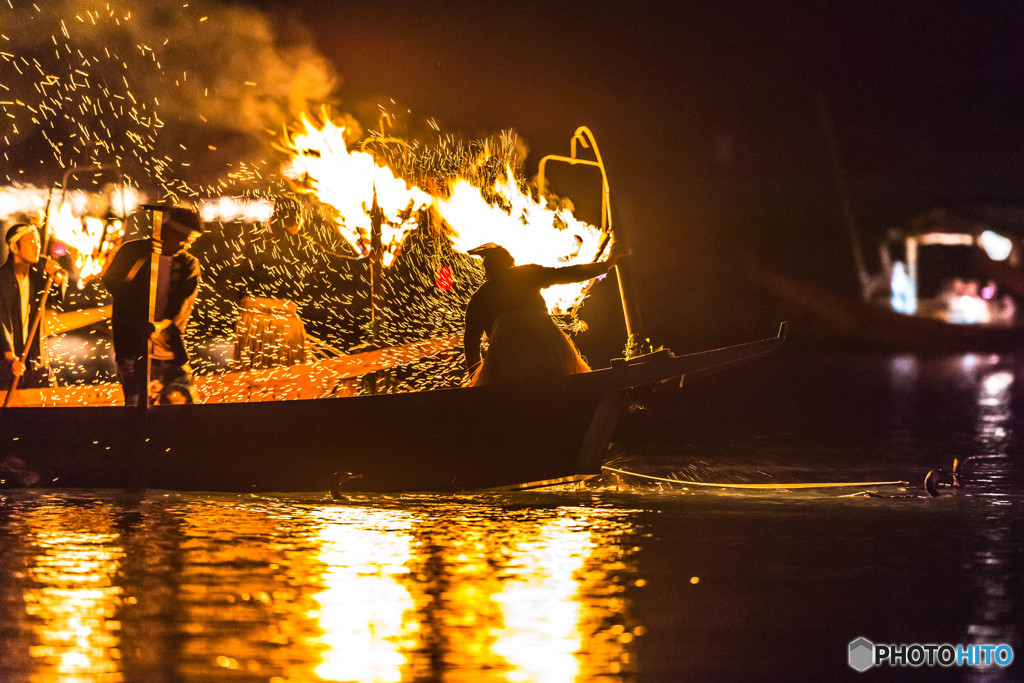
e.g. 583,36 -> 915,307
541,241 -> 630,286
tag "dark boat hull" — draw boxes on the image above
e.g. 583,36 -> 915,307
1,329 -> 784,493
746,259 -> 1024,352
1,385 -> 606,492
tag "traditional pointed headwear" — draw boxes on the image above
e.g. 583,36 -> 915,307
141,204 -> 203,234
4,223 -> 36,246
468,243 -> 515,272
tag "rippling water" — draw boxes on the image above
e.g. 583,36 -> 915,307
1,349 -> 1022,681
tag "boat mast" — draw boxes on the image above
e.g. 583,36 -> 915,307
368,187 -> 383,344
537,126 -> 645,343
820,100 -> 872,302
359,113 -> 410,349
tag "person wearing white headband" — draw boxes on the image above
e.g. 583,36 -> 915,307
0,223 -> 67,390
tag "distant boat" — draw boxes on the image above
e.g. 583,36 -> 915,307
746,207 -> 1024,351
0,325 -> 786,494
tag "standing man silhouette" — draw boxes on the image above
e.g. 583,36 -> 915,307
103,206 -> 203,405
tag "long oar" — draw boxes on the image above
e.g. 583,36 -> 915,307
3,273 -> 56,407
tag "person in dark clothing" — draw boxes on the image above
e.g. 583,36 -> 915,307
102,206 -> 203,405
463,241 -> 628,385
0,223 -> 66,390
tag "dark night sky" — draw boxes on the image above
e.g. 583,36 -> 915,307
245,1 -> 1024,352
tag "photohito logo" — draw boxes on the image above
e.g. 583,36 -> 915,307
848,637 -> 1014,672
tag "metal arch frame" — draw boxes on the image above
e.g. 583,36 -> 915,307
537,126 -> 612,238
42,163 -> 129,262
536,126 -> 644,342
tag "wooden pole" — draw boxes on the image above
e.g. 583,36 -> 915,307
143,209 -> 164,408
819,98 -> 871,301
369,187 -> 383,344
365,188 -> 384,394
126,207 -> 163,491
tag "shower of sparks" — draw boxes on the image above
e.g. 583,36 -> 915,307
2,1 -> 615,401
1,0 -> 334,194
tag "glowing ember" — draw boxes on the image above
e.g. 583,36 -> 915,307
435,264 -> 454,291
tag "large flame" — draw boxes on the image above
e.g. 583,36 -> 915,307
282,114 -> 433,268
45,203 -> 125,285
281,114 -> 610,312
0,185 -> 138,288
434,175 -> 607,312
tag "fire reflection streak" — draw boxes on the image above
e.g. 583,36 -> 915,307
16,504 -> 125,682
1,498 -> 643,681
489,517 -> 593,682
300,503 -> 641,681
308,507 -> 420,683
963,365 -> 1021,677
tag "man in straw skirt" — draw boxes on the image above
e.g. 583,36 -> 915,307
463,242 -> 628,386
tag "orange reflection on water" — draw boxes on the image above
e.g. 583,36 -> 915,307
489,516 -> 592,682
2,496 -> 641,681
16,503 -> 124,682
298,502 -> 640,681
308,507 -> 420,682
402,504 -> 639,682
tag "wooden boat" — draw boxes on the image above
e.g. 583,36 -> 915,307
795,105 -> 1024,350
745,257 -> 1024,352
0,324 -> 785,494
2,132 -> 786,494
746,207 -> 1024,351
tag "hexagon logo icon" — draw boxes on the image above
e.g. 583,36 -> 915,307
848,637 -> 875,672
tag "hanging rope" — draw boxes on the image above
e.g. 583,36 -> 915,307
601,466 -> 907,490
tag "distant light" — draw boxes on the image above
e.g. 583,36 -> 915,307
949,295 -> 987,324
961,354 -> 981,371
199,197 -> 273,223
980,230 -> 1013,261
917,232 -> 974,246
982,370 -> 1014,398
891,261 -> 916,315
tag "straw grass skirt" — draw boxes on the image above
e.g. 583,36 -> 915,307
471,310 -> 590,386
